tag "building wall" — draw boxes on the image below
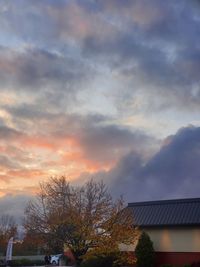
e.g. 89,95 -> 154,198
145,227 -> 200,252
155,252 -> 200,266
120,226 -> 200,266
120,226 -> 200,252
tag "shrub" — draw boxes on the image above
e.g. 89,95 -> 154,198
135,231 -> 155,267
10,259 -> 31,266
9,259 -> 44,266
20,259 -> 33,266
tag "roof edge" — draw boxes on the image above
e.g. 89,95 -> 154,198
138,223 -> 200,228
128,197 -> 200,207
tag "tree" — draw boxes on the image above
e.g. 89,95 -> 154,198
24,176 -> 138,263
0,214 -> 17,255
135,231 -> 155,267
13,229 -> 46,256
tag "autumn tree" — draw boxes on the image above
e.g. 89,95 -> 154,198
24,177 -> 138,262
0,215 -> 17,255
13,229 -> 46,256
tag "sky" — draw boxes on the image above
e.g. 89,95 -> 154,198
0,0 -> 200,220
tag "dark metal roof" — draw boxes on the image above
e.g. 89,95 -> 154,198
127,198 -> 200,227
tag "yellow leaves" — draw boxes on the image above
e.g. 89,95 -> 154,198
25,177 -> 139,262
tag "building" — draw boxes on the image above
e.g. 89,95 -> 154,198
127,198 -> 200,266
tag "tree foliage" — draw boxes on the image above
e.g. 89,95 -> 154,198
135,231 -> 155,267
13,230 -> 46,256
24,177 -> 138,262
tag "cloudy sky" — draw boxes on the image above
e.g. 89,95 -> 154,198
0,0 -> 200,219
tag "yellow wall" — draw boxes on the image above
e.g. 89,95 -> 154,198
119,227 -> 200,252
146,227 -> 200,252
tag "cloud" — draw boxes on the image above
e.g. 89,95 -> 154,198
0,155 -> 20,170
0,46 -> 90,94
0,106 -> 159,189
0,0 -> 200,205
47,1 -> 117,43
0,194 -> 32,223
99,0 -> 166,29
78,123 -> 156,166
78,0 -> 200,111
45,113 -> 158,167
0,0 -> 200,115
105,126 -> 200,201
2,125 -> 200,218
0,0 -> 54,47
0,125 -> 21,139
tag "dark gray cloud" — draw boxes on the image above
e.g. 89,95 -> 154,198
106,126 -> 200,201
78,123 -> 156,165
0,46 -> 90,93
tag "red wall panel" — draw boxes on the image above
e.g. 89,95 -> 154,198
155,252 -> 200,266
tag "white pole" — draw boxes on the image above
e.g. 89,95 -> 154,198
6,237 -> 14,263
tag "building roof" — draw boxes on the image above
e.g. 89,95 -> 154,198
127,198 -> 200,227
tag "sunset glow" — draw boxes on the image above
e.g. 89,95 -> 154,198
0,0 -> 200,218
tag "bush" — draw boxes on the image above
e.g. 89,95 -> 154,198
135,232 -> 155,267
9,259 -> 44,266
32,259 -> 45,266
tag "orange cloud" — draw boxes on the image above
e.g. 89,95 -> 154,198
61,150 -> 115,174
0,111 -> 147,197
22,136 -> 57,150
7,169 -> 46,178
20,134 -> 79,151
0,185 -> 39,197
